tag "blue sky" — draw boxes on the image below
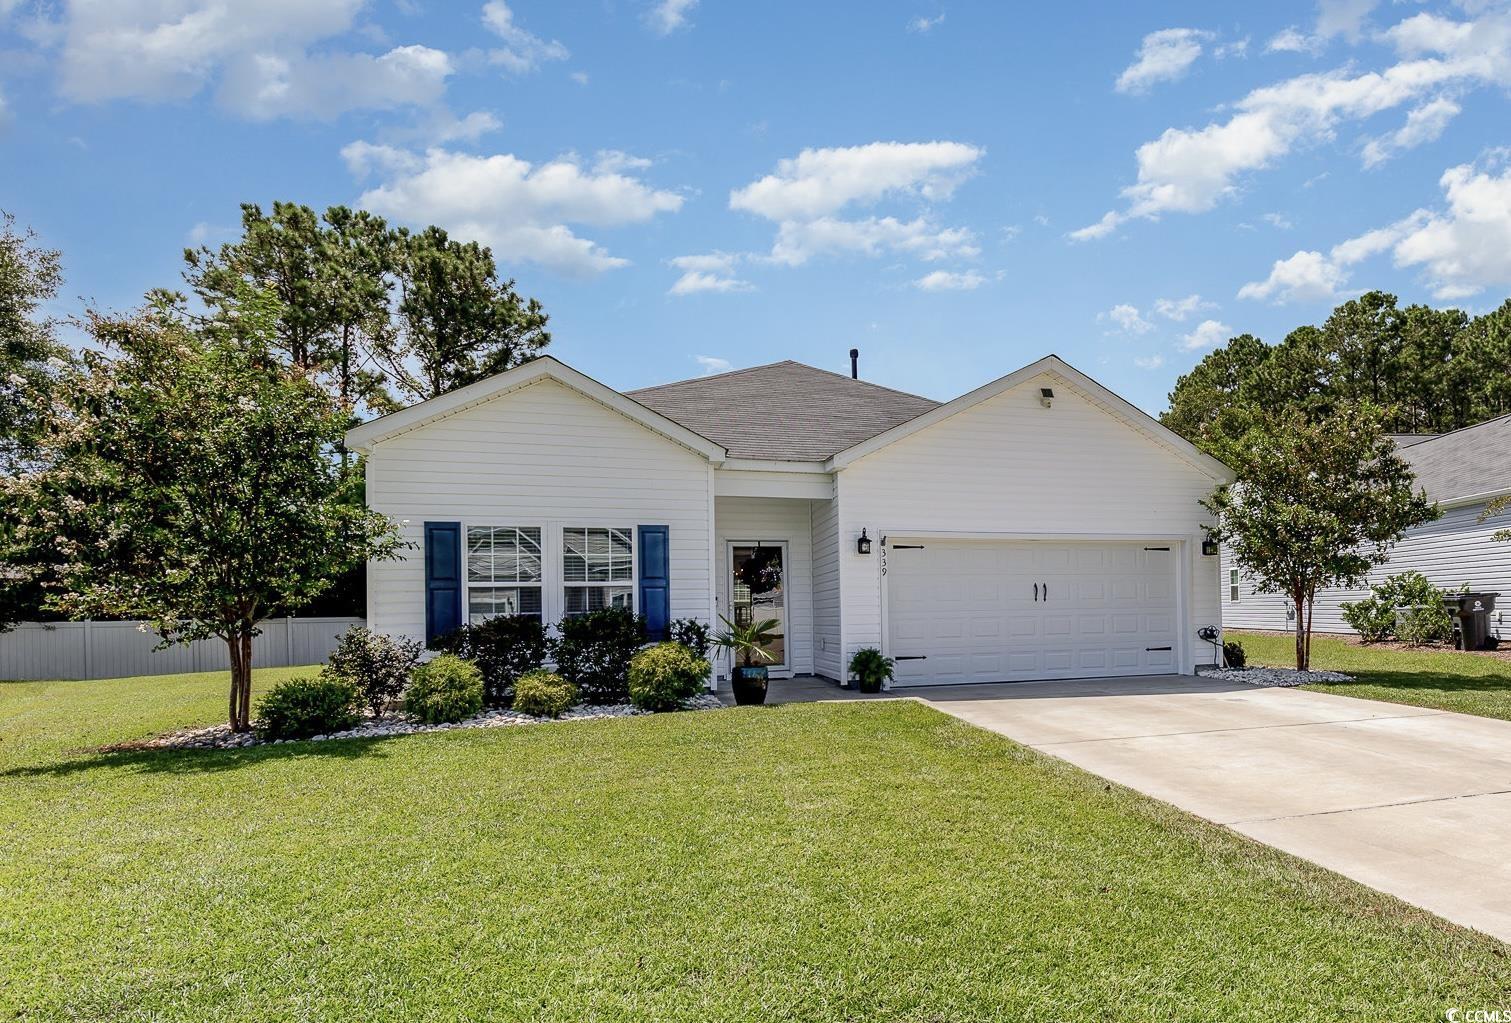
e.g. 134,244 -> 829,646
3,0 -> 1510,413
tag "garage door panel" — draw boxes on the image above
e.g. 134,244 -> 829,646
887,539 -> 1179,686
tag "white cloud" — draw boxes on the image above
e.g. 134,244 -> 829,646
594,150 -> 654,174
1361,95 -> 1460,168
427,109 -> 502,143
52,0 -> 452,119
1262,211 -> 1294,229
694,355 -> 732,375
219,44 -> 451,120
1237,250 -> 1348,303
730,141 -> 982,221
1115,28 -> 1212,94
914,269 -> 985,291
1100,303 -> 1154,333
1266,27 -> 1318,54
1179,319 -> 1233,351
1134,354 -> 1166,370
482,1 -> 568,74
668,253 -> 753,295
341,140 -> 423,179
646,0 -> 698,35
1214,37 -> 1250,59
353,146 -> 684,276
570,71 -> 589,86
908,13 -> 945,33
1153,294 -> 1213,320
769,216 -> 978,266
1267,0 -> 1380,55
1394,157 -> 1511,299
1077,4 -> 1511,238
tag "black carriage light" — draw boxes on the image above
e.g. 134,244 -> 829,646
1201,538 -> 1220,556
856,529 -> 872,555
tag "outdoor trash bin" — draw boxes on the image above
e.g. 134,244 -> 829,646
1441,592 -> 1500,650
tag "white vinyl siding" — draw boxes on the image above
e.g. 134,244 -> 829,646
715,496 -> 816,675
1222,500 -> 1511,639
364,379 -> 712,645
836,372 -> 1224,675
811,493 -> 842,680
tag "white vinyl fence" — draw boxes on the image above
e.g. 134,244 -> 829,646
0,617 -> 364,681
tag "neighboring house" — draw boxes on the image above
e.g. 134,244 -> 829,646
1223,415 -> 1511,640
346,354 -> 1233,688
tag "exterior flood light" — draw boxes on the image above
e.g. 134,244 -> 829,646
857,529 -> 872,555
1039,387 -> 1054,408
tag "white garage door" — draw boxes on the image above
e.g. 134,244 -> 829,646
885,539 -> 1179,686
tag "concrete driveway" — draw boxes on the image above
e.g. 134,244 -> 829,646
920,675 -> 1511,943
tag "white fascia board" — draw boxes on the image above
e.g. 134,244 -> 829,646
344,356 -> 727,462
826,354 -> 1234,483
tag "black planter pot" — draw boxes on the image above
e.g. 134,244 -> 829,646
856,676 -> 883,694
731,666 -> 769,705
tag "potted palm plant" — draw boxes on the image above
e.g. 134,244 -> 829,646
715,615 -> 780,705
848,647 -> 894,694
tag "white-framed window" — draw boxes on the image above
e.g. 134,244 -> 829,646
1229,568 -> 1240,603
562,526 -> 634,617
467,526 -> 544,624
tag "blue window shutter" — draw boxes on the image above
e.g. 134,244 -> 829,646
638,525 -> 670,642
424,521 -> 463,645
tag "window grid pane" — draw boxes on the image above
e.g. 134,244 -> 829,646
468,586 -> 543,624
564,526 -> 633,617
468,526 -> 542,583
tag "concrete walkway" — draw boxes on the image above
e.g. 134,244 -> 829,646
748,674 -> 1511,942
913,675 -> 1511,943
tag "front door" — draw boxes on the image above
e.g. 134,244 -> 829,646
727,542 -> 787,672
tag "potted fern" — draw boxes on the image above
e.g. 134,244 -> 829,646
848,647 -> 894,694
715,615 -> 780,705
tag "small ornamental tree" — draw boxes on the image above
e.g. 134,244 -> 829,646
1203,402 -> 1438,670
1,291 -> 404,731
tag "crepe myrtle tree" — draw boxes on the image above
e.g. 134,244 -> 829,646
2,290 -> 404,731
1202,401 -> 1438,671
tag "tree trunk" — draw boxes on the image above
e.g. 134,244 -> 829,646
226,630 -> 255,732
1292,590 -> 1308,671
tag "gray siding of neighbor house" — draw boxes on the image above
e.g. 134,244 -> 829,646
1221,500 -> 1511,640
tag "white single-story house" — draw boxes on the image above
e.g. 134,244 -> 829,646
1224,414 -> 1511,641
346,353 -> 1233,688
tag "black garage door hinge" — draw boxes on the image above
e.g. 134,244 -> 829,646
1145,646 -> 1172,652
890,544 -> 925,550
1143,546 -> 1171,551
894,655 -> 928,660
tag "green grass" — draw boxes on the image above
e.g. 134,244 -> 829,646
3,668 -> 1509,1021
1232,629 -> 1511,722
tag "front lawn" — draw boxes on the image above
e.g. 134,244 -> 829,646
1231,629 -> 1511,722
3,667 -> 1508,1020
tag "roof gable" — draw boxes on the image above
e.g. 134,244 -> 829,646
628,360 -> 938,461
1400,414 -> 1511,505
826,355 -> 1233,481
345,357 -> 728,461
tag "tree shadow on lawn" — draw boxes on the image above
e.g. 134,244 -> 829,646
1,733 -> 395,781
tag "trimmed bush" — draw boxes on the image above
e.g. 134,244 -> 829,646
512,669 -> 577,718
405,654 -> 484,724
669,618 -> 713,659
432,615 -> 548,708
1341,571 -> 1444,643
550,607 -> 647,704
324,626 -> 421,716
1223,640 -> 1246,669
1397,603 -> 1454,647
254,675 -> 361,741
628,642 -> 710,712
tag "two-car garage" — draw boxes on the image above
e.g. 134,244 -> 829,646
883,538 -> 1181,686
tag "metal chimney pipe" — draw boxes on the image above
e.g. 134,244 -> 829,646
849,348 -> 859,379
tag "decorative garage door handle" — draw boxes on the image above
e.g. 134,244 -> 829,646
1033,582 -> 1039,601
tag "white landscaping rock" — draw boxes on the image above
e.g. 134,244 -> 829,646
116,693 -> 727,753
1198,666 -> 1354,687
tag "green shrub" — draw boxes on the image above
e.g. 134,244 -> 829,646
627,642 -> 709,711
1397,603 -> 1454,647
405,654 -> 484,724
512,669 -> 577,718
324,626 -> 421,716
550,608 -> 646,704
669,617 -> 713,659
254,675 -> 361,741
432,615 -> 548,708
848,647 -> 894,692
1342,571 -> 1444,643
1222,640 -> 1246,669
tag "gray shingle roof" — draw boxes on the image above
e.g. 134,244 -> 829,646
1400,414 -> 1511,503
628,360 -> 939,461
